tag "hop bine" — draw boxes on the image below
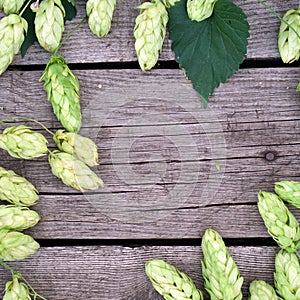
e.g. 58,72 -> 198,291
3,275 -> 31,300
0,14 -> 28,76
134,0 -> 168,71
274,249 -> 300,299
278,8 -> 300,63
53,129 -> 99,167
0,205 -> 40,231
2,0 -> 25,14
187,0 -> 218,22
257,191 -> 300,252
34,0 -> 65,52
48,150 -> 104,192
0,229 -> 40,261
40,55 -> 82,133
0,166 -> 39,207
145,259 -> 204,300
248,280 -> 279,300
275,180 -> 300,208
0,125 -> 48,159
86,0 -> 116,38
201,228 -> 243,300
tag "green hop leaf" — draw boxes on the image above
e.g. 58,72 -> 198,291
168,0 -> 249,106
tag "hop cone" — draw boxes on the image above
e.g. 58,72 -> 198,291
160,0 -> 180,8
187,0 -> 218,22
145,259 -> 204,300
0,205 -> 40,231
0,0 -> 3,10
34,0 -> 65,52
274,249 -> 300,299
86,0 -> 116,38
0,166 -> 39,207
275,180 -> 300,208
257,191 -> 300,252
0,229 -> 40,261
49,150 -> 104,192
248,280 -> 279,300
53,130 -> 99,167
134,0 -> 168,71
40,55 -> 82,133
278,9 -> 300,63
0,125 -> 48,159
0,14 -> 28,76
2,0 -> 25,14
3,275 -> 31,300
201,228 -> 243,300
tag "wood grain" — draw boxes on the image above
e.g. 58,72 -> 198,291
0,246 -> 279,300
4,0 -> 298,65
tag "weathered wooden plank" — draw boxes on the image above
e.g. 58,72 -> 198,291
0,246 -> 279,299
4,0 -> 298,65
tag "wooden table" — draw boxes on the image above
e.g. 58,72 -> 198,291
1,0 -> 300,298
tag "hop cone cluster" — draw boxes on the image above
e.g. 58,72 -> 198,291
2,0 -> 25,14
86,0 -> 116,38
274,249 -> 300,299
134,0 -> 168,71
145,259 -> 204,300
275,180 -> 300,208
3,275 -> 31,300
0,125 -> 48,159
34,0 -> 65,52
257,191 -> 300,252
0,14 -> 28,76
248,280 -> 279,300
160,0 -> 180,8
53,129 -> 99,167
0,167 -> 39,207
0,205 -> 40,231
40,55 -> 82,133
278,8 -> 300,63
201,228 -> 243,300
187,0 -> 218,22
49,150 -> 104,192
0,229 -> 40,261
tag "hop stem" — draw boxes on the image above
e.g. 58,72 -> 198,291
19,0 -> 33,17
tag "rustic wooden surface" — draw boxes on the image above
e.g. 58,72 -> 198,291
0,0 -> 300,298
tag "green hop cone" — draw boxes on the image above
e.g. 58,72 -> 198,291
145,259 -> 204,300
86,0 -> 116,38
275,180 -> 300,208
278,9 -> 300,64
0,125 -> 48,159
2,0 -> 25,14
187,0 -> 218,22
40,55 -> 82,133
0,229 -> 40,261
0,0 -> 3,10
257,191 -> 300,252
160,0 -> 180,9
3,275 -> 31,300
34,0 -> 65,52
48,150 -> 104,192
274,249 -> 300,299
297,82 -> 300,91
0,14 -> 28,76
248,280 -> 279,300
134,0 -> 168,71
53,129 -> 99,167
0,205 -> 40,231
0,166 -> 39,207
201,228 -> 243,300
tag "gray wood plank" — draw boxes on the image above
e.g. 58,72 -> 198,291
0,246 -> 279,300
2,0 -> 298,65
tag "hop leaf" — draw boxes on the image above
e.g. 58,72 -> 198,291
86,0 -> 116,38
34,0 -> 65,52
187,0 -> 218,22
134,0 -> 168,71
201,228 -> 243,300
3,275 -> 31,300
0,125 -> 48,159
278,9 -> 300,63
248,280 -> 279,300
145,259 -> 204,300
2,0 -> 25,14
40,55 -> 82,133
275,180 -> 300,208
